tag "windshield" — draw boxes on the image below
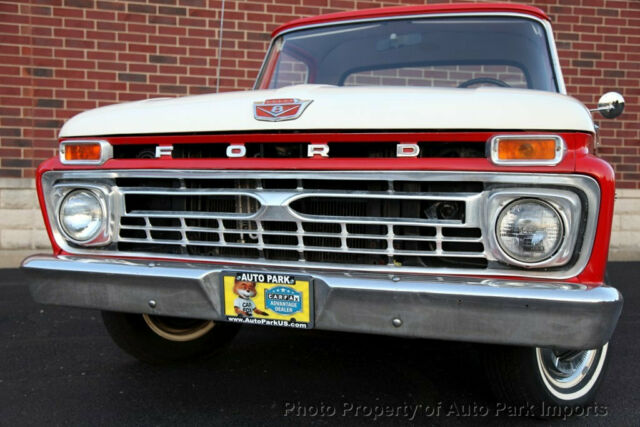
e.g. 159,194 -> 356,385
256,16 -> 557,91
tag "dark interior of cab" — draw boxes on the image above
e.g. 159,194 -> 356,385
269,17 -> 557,91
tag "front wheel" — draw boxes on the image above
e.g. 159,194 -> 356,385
484,343 -> 609,412
101,311 -> 241,364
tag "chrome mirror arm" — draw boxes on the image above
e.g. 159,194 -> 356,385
589,106 -> 615,113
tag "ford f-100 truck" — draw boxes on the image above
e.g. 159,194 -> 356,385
22,3 -> 625,409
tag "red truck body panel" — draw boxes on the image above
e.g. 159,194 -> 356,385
271,3 -> 549,38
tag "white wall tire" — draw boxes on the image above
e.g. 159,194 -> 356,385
484,343 -> 610,414
535,344 -> 608,402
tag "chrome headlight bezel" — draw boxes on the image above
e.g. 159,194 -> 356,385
495,198 -> 565,263
53,184 -> 113,247
58,189 -> 105,243
486,189 -> 581,269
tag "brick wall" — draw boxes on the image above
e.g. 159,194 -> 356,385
0,0 -> 639,264
343,65 -> 527,88
0,0 -> 638,184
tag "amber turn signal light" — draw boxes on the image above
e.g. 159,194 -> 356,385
489,135 -> 564,166
64,143 -> 101,161
59,140 -> 112,165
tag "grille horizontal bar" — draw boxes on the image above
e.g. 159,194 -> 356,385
117,223 -> 485,256
115,179 -> 485,194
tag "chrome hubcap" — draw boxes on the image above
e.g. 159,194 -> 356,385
142,314 -> 215,342
536,347 -> 598,389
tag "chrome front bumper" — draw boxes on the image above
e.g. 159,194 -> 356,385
22,255 -> 623,350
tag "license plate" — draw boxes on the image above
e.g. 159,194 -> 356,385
222,271 -> 314,329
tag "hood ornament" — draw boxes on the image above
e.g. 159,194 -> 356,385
254,98 -> 312,122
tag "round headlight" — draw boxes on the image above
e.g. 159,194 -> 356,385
496,199 -> 564,263
59,190 -> 105,242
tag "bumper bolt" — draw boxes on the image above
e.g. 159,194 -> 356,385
392,317 -> 402,327
148,299 -> 157,309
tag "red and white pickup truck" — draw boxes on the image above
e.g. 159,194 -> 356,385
22,3 -> 625,409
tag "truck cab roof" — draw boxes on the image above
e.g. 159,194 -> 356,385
272,3 -> 549,38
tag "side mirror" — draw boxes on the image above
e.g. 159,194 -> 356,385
590,92 -> 625,119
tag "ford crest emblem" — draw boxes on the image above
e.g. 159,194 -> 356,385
253,98 -> 312,122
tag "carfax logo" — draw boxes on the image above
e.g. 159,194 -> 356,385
265,286 -> 302,315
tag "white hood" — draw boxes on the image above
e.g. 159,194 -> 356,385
59,85 -> 595,137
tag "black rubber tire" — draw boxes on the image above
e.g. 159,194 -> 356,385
101,311 -> 240,364
483,343 -> 609,416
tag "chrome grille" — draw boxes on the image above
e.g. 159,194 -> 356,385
114,174 -> 487,269
41,170 -> 601,279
